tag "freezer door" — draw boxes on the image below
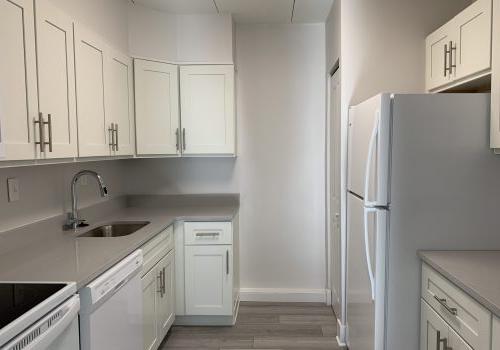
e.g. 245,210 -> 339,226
346,193 -> 388,350
347,94 -> 391,206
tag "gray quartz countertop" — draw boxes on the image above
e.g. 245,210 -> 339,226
0,194 -> 239,289
419,250 -> 500,318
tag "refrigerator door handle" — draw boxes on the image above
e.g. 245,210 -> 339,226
364,110 -> 380,207
364,207 -> 376,300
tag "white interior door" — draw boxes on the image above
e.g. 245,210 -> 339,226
74,25 -> 109,157
328,70 -> 342,317
35,0 -> 77,159
185,245 -> 232,316
105,49 -> 134,156
134,60 -> 180,156
0,0 -> 38,160
180,65 -> 235,155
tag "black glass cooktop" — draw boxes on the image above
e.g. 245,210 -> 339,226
0,283 -> 66,329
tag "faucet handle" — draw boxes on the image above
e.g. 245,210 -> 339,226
77,220 -> 89,228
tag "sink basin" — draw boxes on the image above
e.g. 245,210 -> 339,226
78,221 -> 150,238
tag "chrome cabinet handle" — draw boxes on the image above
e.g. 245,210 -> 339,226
108,123 -> 115,151
434,295 -> 458,316
162,267 -> 166,296
114,124 -> 119,151
47,114 -> 53,152
157,270 -> 163,295
182,128 -> 186,151
448,41 -> 456,76
436,330 -> 452,350
195,232 -> 220,237
175,128 -> 180,151
226,250 -> 229,275
444,44 -> 448,77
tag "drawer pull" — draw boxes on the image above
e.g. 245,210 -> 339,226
434,295 -> 458,316
195,232 -> 220,237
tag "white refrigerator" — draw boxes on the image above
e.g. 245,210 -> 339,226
345,93 -> 500,350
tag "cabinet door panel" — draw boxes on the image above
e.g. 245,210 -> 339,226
135,60 -> 180,156
105,50 -> 134,156
142,267 -> 159,350
492,316 -> 500,350
74,25 -> 109,157
449,328 -> 473,350
185,245 -> 232,316
156,251 -> 175,340
426,23 -> 454,91
35,0 -> 77,159
0,0 -> 38,160
180,65 -> 235,155
420,300 -> 449,350
455,0 -> 492,80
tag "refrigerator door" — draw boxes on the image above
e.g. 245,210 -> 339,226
347,94 -> 391,206
347,193 -> 388,350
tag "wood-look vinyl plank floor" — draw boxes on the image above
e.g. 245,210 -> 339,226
160,302 -> 343,350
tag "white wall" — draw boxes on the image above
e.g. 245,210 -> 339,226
124,23 -> 327,298
128,3 -> 234,63
325,0 -> 340,71
0,161 -> 127,233
49,0 -> 129,52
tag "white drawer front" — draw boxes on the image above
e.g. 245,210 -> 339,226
421,263 -> 491,350
184,222 -> 232,245
142,225 -> 173,275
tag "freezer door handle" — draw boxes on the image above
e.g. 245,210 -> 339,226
364,207 -> 376,300
364,110 -> 380,207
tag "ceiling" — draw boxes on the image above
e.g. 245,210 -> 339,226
131,0 -> 335,23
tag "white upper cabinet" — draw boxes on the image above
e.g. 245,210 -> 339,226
454,0 -> 492,81
180,65 -> 235,156
425,23 -> 454,91
35,0 -> 78,159
426,0 -> 492,92
490,0 -> 500,150
74,25 -> 109,157
105,49 -> 135,156
134,60 -> 180,156
0,0 -> 38,160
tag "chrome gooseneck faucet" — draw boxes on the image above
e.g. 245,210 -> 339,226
64,170 -> 108,231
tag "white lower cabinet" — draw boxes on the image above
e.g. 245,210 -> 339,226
174,220 -> 240,325
141,227 -> 175,350
492,316 -> 500,350
185,245 -> 233,316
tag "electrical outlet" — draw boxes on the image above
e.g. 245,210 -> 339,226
7,178 -> 20,202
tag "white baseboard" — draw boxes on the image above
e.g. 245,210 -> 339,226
239,288 -> 328,303
325,288 -> 332,305
336,318 -> 347,346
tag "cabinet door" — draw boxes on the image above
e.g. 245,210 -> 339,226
454,0 -> 492,80
180,65 -> 235,155
35,0 -> 77,159
491,0 -> 500,149
0,0 -> 38,160
74,25 -> 109,157
449,328 -> 474,350
156,251 -> 175,340
426,23 -> 454,91
105,49 -> 134,156
142,266 -> 160,350
492,316 -> 500,350
185,245 -> 233,316
134,60 -> 180,156
420,300 -> 449,350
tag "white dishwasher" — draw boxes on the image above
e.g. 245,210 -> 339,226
79,250 -> 143,350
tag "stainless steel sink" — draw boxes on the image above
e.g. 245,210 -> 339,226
78,221 -> 150,238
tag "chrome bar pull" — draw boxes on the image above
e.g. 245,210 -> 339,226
47,114 -> 52,152
175,128 -> 180,151
226,250 -> 229,275
157,271 -> 163,295
196,232 -> 220,237
444,44 -> 449,77
34,112 -> 46,153
434,295 -> 458,316
436,330 -> 452,350
162,267 -> 166,296
182,128 -> 186,151
449,41 -> 456,76
108,123 -> 115,151
114,124 -> 119,152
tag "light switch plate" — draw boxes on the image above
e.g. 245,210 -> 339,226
7,178 -> 20,202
